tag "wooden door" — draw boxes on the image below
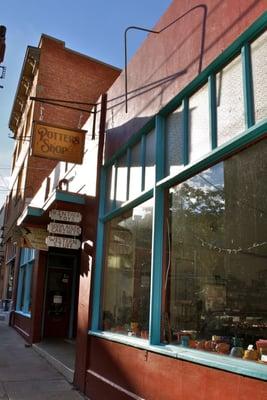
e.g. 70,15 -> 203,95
44,268 -> 72,338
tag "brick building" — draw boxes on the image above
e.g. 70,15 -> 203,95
2,34 -> 120,352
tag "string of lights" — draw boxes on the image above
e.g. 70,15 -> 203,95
197,236 -> 267,255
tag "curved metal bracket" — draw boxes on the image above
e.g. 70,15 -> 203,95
124,4 -> 207,113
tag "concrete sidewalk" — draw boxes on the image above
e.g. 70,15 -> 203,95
0,322 -> 87,400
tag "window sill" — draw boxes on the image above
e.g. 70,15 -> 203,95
89,330 -> 267,381
15,310 -> 31,318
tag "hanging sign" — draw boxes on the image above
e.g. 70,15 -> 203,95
49,209 -> 82,223
22,226 -> 48,251
47,222 -> 81,236
45,236 -> 81,249
32,121 -> 86,164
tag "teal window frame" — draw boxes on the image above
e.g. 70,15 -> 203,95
90,12 -> 267,381
16,248 -> 35,317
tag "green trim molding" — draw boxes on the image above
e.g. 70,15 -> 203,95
89,330 -> 267,381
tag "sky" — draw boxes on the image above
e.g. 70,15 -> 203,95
0,0 -> 173,207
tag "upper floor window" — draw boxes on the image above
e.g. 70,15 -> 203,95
251,30 -> 267,123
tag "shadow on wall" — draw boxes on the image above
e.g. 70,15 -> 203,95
105,0 -> 263,152
105,3 -> 208,155
105,69 -> 187,156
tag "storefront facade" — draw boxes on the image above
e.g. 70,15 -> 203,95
85,8 -> 267,400
3,2 -> 266,398
2,32 -> 120,377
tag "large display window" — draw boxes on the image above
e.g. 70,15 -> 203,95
101,199 -> 153,338
163,139 -> 267,363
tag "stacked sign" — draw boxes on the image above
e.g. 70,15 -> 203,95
46,210 -> 82,249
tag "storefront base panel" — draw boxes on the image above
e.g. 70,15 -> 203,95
85,337 -> 266,400
13,312 -> 32,343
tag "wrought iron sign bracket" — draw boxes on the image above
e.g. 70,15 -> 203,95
124,4 -> 207,113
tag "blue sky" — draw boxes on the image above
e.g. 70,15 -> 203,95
0,0 -> 172,206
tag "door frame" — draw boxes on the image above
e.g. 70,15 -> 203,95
41,252 -> 78,339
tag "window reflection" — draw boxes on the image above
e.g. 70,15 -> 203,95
129,143 -> 142,200
115,154 -> 128,207
106,165 -> 116,212
102,199 -> 153,338
145,129 -> 156,190
164,139 -> 267,363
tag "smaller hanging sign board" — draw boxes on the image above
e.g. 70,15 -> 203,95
45,236 -> 81,250
49,209 -> 82,223
47,222 -> 81,236
46,209 -> 82,249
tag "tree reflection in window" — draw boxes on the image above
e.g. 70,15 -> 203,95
164,139 -> 267,362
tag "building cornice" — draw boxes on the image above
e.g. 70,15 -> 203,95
9,46 -> 40,134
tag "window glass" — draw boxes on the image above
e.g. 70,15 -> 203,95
106,165 -> 116,212
29,264 -> 33,313
7,261 -> 14,299
17,249 -> 35,314
20,248 -> 35,265
129,143 -> 142,200
18,267 -> 26,311
165,104 -> 184,177
216,55 -> 245,146
102,198 -> 153,338
189,83 -> 210,163
164,139 -> 267,363
251,31 -> 267,123
115,154 -> 128,207
145,129 -> 156,190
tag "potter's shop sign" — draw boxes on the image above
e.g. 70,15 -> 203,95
47,222 -> 81,236
32,122 -> 86,164
49,209 -> 82,223
45,236 -> 81,250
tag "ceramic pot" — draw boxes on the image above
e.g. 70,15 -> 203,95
204,340 -> 214,351
230,347 -> 244,358
216,342 -> 230,354
243,349 -> 258,361
189,339 -> 197,349
196,340 -> 206,350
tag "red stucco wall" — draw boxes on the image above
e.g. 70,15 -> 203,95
13,312 -> 32,342
105,0 -> 266,159
86,337 -> 267,400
